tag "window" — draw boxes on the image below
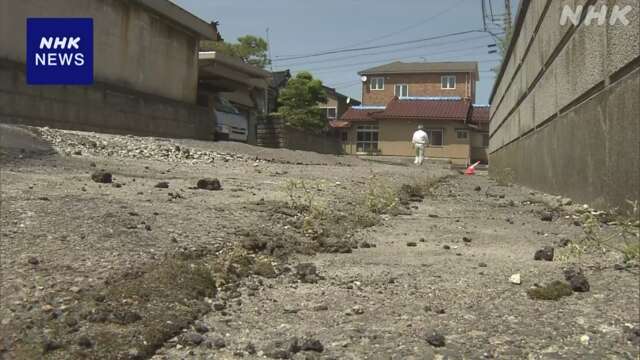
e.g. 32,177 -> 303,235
441,75 -> 456,90
325,107 -> 337,119
456,129 -> 468,139
370,77 -> 384,91
394,84 -> 409,98
356,125 -> 379,153
482,133 -> 489,147
425,129 -> 444,146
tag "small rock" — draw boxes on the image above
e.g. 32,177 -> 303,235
474,186 -> 481,191
613,264 -> 625,271
419,238 -> 426,242
428,214 -> 439,218
442,245 -> 451,250
69,286 -> 81,293
181,332 -> 204,346
509,273 -> 521,285
244,342 -> 257,354
300,338 -> 324,352
462,236 -> 472,243
534,246 -> 555,261
28,256 -> 40,265
556,238 -> 571,247
295,263 -> 319,284
579,334 -> 590,346
406,241 -> 417,247
568,273 -> 590,292
425,332 -> 446,347
213,302 -> 226,311
91,170 -> 112,183
197,178 -> 222,191
351,305 -> 364,315
210,336 -> 226,349
478,262 -> 488,267
312,304 -> 328,311
155,181 -> 169,189
540,212 -> 553,222
194,321 -> 209,334
42,337 -> 63,353
77,335 -> 93,348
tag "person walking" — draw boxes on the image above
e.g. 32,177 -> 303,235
411,125 -> 429,165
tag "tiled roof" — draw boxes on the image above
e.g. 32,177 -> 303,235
374,97 -> 471,121
328,120 -> 351,128
339,106 -> 385,122
359,61 -> 479,80
469,105 -> 490,124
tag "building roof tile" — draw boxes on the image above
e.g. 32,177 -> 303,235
469,105 -> 490,124
373,97 -> 471,121
359,61 -> 479,80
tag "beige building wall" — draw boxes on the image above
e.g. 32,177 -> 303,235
1,0 -> 200,103
361,73 -> 476,105
341,119 -> 471,164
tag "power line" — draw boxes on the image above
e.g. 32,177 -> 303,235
272,29 -> 483,62
275,34 -> 490,68
334,0 -> 469,50
301,46 -> 495,73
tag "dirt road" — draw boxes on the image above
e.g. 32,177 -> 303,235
1,126 -> 638,359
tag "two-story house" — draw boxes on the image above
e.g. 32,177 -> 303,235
335,61 -> 489,164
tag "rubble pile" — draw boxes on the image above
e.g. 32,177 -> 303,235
38,127 -> 260,164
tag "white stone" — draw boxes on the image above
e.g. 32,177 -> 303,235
509,273 -> 521,285
580,334 -> 590,345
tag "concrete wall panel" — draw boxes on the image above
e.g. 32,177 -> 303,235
489,0 -> 639,210
606,0 -> 640,76
1,0 -> 199,103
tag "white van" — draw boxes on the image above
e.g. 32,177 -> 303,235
213,95 -> 248,142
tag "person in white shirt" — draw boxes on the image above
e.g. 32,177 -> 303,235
411,125 -> 429,165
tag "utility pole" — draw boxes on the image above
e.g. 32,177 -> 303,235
266,27 -> 273,72
504,0 -> 512,35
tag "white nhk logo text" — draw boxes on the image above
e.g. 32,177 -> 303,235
35,36 -> 85,66
560,5 -> 633,26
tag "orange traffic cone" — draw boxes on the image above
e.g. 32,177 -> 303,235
465,161 -> 481,175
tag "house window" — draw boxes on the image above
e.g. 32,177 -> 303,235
425,129 -> 444,146
394,84 -> 409,98
482,133 -> 489,147
370,77 -> 384,91
326,107 -> 337,119
441,75 -> 456,89
456,129 -> 468,139
356,125 -> 379,153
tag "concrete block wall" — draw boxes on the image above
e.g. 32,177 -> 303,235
0,60 -> 214,140
0,0 -> 200,104
489,0 -> 640,210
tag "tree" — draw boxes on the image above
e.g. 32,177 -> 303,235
277,72 -> 328,131
201,35 -> 270,69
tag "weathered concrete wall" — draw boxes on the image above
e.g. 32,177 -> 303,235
0,0 -> 199,103
256,118 -> 343,155
0,60 -> 214,140
489,0 -> 640,210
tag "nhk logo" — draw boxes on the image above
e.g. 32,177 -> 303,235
27,18 -> 93,85
560,5 -> 633,26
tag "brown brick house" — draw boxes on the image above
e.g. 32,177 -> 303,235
335,61 -> 489,164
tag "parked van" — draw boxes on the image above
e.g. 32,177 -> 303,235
213,95 -> 248,142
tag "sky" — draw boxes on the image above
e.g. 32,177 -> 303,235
171,0 -> 519,105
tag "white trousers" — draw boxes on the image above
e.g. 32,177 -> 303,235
414,144 -> 425,165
